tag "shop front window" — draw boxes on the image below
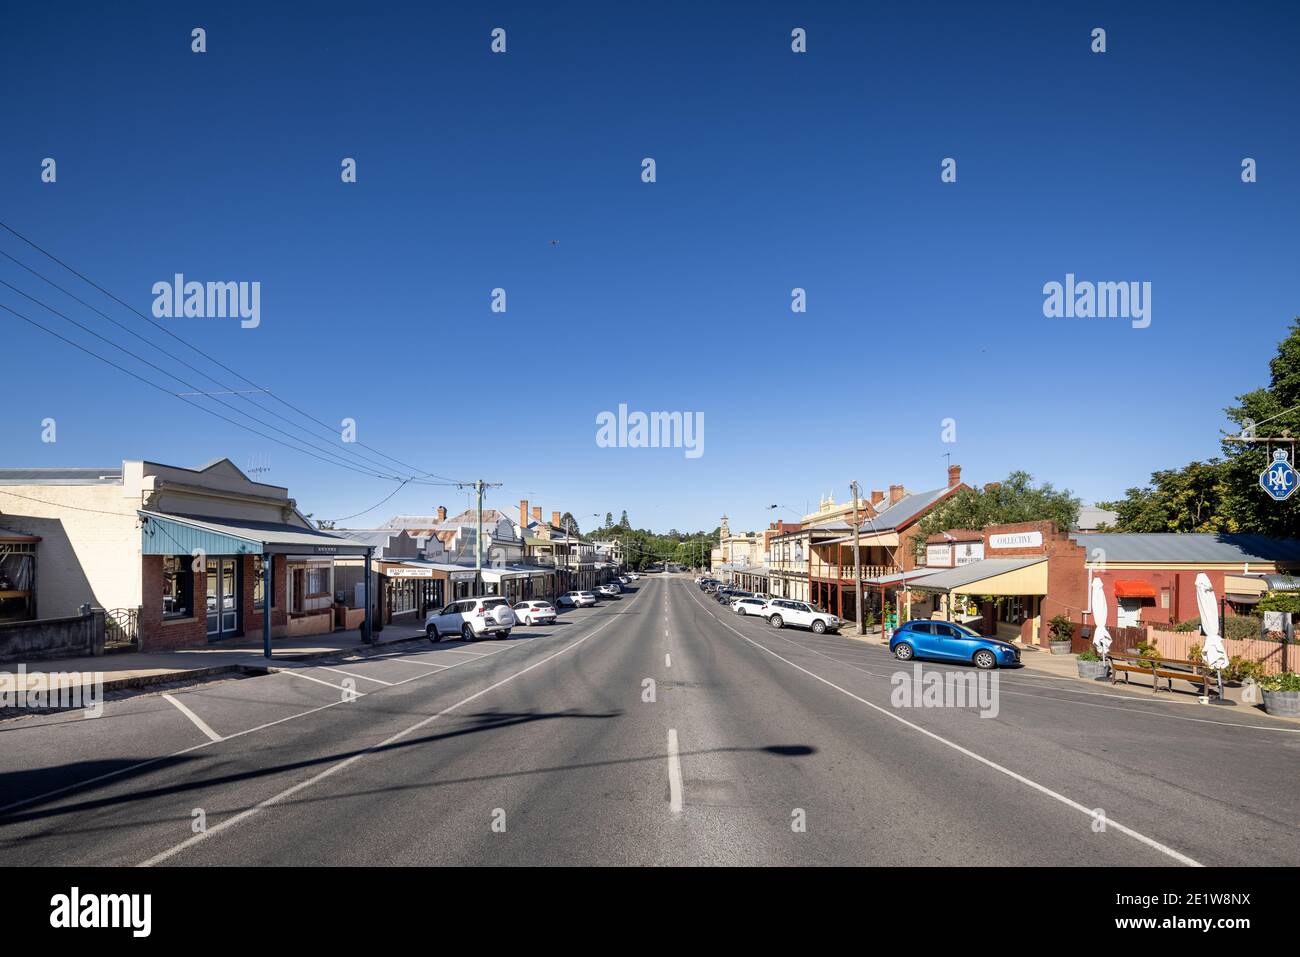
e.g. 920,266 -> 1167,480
162,555 -> 193,619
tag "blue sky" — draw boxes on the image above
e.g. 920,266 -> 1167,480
2,0 -> 1298,535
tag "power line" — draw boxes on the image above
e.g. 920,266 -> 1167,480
0,299 -> 440,483
0,220 -> 464,485
0,248 -> 448,482
0,280 -> 446,483
321,479 -> 411,524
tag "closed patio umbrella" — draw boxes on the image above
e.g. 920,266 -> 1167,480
1195,573 -> 1229,668
1090,577 -> 1112,659
1195,572 -> 1230,704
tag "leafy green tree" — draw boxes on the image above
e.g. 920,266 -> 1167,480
1100,318 -> 1300,536
914,471 -> 1080,547
560,512 -> 580,536
604,512 -> 613,529
1098,460 -> 1230,532
620,510 -> 629,528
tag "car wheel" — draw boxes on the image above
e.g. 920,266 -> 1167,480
523,615 -> 532,626
893,642 -> 914,661
812,620 -> 827,634
426,624 -> 440,643
770,615 -> 784,629
974,649 -> 997,670
461,624 -> 474,642
501,630 -> 511,639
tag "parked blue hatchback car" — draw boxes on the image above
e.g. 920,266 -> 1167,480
890,620 -> 1021,670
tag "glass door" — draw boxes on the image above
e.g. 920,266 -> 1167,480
207,558 -> 241,639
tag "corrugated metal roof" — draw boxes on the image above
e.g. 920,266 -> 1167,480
0,467 -> 123,485
904,557 -> 1046,591
859,485 -> 954,532
139,511 -> 373,556
1069,533 -> 1300,564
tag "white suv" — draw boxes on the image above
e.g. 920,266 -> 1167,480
426,597 -> 516,642
731,597 -> 768,616
557,591 -> 596,607
763,599 -> 841,634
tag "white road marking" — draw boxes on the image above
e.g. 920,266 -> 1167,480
276,670 -> 368,695
318,666 -> 392,686
665,653 -> 672,667
681,581 -> 1202,867
667,728 -> 684,813
387,657 -> 450,671
137,578 -> 648,867
162,694 -> 222,743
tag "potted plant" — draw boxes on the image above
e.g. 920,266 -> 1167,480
1258,672 -> 1300,717
1048,614 -> 1074,655
1076,647 -> 1107,680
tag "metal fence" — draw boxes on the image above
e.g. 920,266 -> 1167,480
104,607 -> 140,652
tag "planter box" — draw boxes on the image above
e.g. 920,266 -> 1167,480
1050,640 -> 1072,655
1077,659 -> 1107,680
1262,689 -> 1300,718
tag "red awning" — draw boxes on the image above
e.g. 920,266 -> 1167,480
1113,579 -> 1158,599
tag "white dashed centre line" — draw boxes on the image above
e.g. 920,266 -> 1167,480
667,728 -> 684,813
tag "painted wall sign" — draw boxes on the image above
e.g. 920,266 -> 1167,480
989,531 -> 1043,549
926,544 -> 953,567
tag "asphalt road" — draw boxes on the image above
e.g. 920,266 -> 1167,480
1,575 -> 1297,866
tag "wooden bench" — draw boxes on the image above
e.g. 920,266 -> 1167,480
1107,650 -> 1214,695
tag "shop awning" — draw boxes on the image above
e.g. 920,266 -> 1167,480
907,558 -> 1048,596
139,510 -> 373,557
1113,579 -> 1158,599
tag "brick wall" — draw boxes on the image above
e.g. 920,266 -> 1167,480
139,553 -> 288,652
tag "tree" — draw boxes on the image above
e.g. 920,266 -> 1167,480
914,470 -> 1080,548
560,512 -> 580,536
1100,318 -> 1300,536
1097,460 -> 1231,532
604,512 -> 613,529
620,510 -> 629,528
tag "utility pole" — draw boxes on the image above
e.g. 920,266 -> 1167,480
850,480 -> 864,636
457,479 -> 502,594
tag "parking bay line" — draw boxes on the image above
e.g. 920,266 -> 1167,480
681,582 -> 1203,867
138,578 -> 649,866
0,593 -> 634,822
318,666 -> 393,686
275,670 -> 368,695
162,693 -> 222,743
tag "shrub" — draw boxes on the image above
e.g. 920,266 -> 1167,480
1258,671 -> 1300,693
1173,615 -> 1262,641
1224,656 -> 1266,683
1188,643 -> 1203,663
1136,637 -> 1162,664
1048,614 -> 1075,643
1077,647 -> 1101,662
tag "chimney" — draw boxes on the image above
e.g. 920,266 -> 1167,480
947,464 -> 962,489
889,484 -> 905,505
520,499 -> 529,528
436,505 -> 447,522
552,510 -> 562,528
532,506 -> 542,522
871,489 -> 885,506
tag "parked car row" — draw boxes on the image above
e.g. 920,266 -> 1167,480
703,576 -> 1020,668
425,574 -> 636,642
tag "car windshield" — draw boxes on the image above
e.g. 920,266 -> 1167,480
481,598 -> 508,608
